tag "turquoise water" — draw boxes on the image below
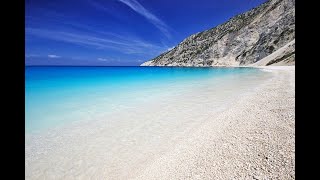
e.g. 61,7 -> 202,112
25,66 -> 266,133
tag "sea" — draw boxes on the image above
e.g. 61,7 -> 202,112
25,66 -> 274,178
25,66 -> 271,134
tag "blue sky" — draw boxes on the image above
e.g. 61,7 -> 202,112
26,0 -> 266,66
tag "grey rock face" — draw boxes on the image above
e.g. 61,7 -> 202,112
141,0 -> 295,67
251,39 -> 295,66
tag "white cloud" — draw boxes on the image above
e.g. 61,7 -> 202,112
26,28 -> 166,55
118,0 -> 171,38
48,54 -> 60,58
97,58 -> 108,61
167,46 -> 174,51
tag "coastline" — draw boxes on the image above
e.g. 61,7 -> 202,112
135,66 -> 295,179
25,66 -> 294,179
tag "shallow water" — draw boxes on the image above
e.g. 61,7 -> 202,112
26,66 -> 269,133
25,66 -> 272,179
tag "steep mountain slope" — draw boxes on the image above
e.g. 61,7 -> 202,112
141,0 -> 295,67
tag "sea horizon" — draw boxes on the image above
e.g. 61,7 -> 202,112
25,0 -> 295,178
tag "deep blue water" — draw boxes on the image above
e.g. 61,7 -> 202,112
25,66 -> 265,133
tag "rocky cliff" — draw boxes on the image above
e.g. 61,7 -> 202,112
141,0 -> 295,67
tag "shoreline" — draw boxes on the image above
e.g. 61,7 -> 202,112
25,66 -> 294,179
135,66 -> 295,179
